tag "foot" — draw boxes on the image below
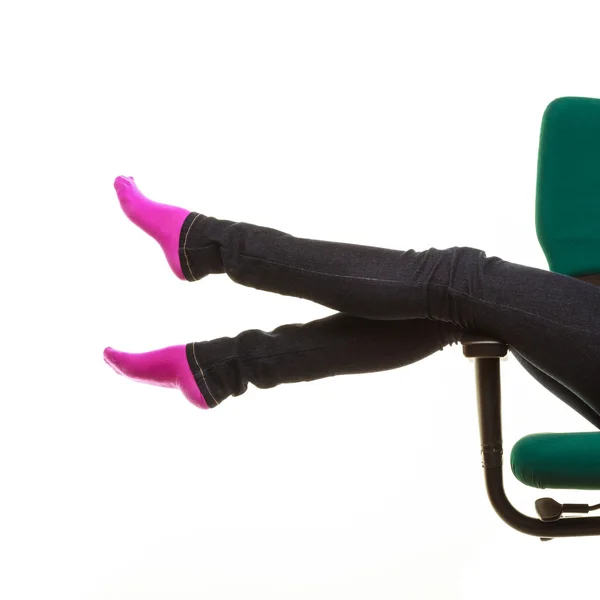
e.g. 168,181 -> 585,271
103,344 -> 209,409
113,176 -> 191,280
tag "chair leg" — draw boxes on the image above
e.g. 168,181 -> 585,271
463,341 -> 600,540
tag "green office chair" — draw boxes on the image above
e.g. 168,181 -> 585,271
462,96 -> 600,541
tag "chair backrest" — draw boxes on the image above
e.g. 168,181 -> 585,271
536,96 -> 600,276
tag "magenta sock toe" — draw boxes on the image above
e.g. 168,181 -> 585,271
113,176 -> 191,280
103,345 -> 209,409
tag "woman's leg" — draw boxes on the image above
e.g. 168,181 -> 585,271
186,313 -> 467,408
178,212 -> 600,419
110,176 -> 600,421
105,304 -> 600,428
196,318 -> 600,428
105,312 -> 469,407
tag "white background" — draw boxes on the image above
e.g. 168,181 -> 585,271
2,1 -> 600,598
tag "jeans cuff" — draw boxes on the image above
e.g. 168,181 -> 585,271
179,212 -> 203,282
185,342 -> 221,408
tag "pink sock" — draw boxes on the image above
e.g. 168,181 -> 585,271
103,345 -> 209,409
113,176 -> 191,280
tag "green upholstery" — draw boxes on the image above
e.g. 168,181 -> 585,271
509,97 -> 600,490
535,96 -> 600,276
511,433 -> 600,490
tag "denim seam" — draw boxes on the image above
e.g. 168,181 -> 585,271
182,213 -> 203,282
191,342 -> 219,406
444,285 -> 596,337
237,252 -> 409,283
236,252 -> 596,338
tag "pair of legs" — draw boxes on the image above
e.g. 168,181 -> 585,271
104,177 -> 600,428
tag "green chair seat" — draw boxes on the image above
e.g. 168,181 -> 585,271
511,433 -> 600,490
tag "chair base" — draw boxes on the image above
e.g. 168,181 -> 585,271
462,338 -> 600,540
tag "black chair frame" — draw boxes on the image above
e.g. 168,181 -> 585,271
462,338 -> 600,541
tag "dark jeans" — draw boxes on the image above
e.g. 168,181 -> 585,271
178,212 -> 600,427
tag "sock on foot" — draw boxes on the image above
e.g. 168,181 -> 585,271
103,344 -> 209,409
113,175 -> 191,280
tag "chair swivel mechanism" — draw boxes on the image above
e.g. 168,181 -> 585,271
462,97 -> 600,541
